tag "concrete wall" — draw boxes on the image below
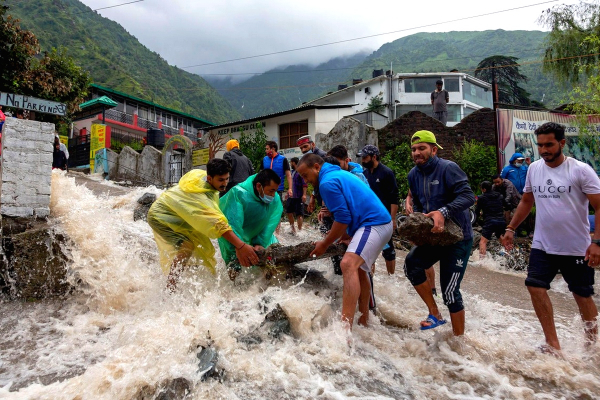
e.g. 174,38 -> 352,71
107,146 -> 163,186
1,118 -> 54,218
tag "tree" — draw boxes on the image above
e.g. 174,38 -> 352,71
365,93 -> 385,113
0,3 -> 90,121
474,55 -> 533,106
452,141 -> 497,193
539,1 -> 600,85
239,122 -> 267,171
0,2 -> 39,93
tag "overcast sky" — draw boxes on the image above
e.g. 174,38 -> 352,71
80,0 -> 578,80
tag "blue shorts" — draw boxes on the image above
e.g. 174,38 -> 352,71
526,248 -> 595,297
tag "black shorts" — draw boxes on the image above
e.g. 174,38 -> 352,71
526,248 -> 595,297
481,219 -> 506,240
286,197 -> 303,216
381,237 -> 396,261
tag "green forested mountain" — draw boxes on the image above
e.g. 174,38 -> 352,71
6,0 -> 241,124
205,52 -> 369,120
214,30 -> 568,119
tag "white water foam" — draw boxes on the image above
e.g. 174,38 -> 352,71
0,172 -> 598,399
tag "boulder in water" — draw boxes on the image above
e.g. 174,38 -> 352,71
133,193 -> 157,221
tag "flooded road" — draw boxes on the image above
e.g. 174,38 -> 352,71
0,172 -> 599,399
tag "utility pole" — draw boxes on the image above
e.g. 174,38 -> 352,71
491,61 -> 501,173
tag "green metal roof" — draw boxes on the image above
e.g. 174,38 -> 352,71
79,95 -> 118,109
90,83 -> 215,126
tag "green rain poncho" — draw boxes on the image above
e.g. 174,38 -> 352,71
147,169 -> 231,274
218,174 -> 283,265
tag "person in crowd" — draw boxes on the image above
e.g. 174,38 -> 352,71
297,154 -> 392,330
261,141 -> 292,200
223,139 -> 254,194
218,169 -> 283,277
54,134 -> 69,170
297,135 -> 327,157
327,145 -> 368,184
431,79 -> 449,125
475,181 -> 506,257
404,189 -> 438,296
147,158 -> 258,291
501,122 -> 600,354
359,144 -> 399,275
286,157 -> 307,235
501,152 -> 528,194
52,137 -> 67,170
404,130 -> 475,334
492,174 -> 521,223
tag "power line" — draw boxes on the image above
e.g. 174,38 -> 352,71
198,47 -> 547,77
70,0 -> 145,15
180,0 -> 560,69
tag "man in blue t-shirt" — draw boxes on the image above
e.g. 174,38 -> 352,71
297,154 -> 392,331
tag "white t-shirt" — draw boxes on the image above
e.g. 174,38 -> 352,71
524,157 -> 600,256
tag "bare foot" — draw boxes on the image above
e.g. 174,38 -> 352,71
539,344 -> 563,358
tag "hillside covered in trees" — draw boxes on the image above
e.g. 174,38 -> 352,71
6,0 -> 241,124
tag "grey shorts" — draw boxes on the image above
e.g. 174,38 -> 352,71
347,221 -> 393,272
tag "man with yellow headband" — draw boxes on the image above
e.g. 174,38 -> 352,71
223,139 -> 255,194
404,130 -> 475,335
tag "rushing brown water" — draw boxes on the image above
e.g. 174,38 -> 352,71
0,172 -> 598,399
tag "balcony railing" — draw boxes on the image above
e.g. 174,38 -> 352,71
99,108 -> 197,141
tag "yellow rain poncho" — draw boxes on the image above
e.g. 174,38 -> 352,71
218,174 -> 283,265
147,169 -> 231,274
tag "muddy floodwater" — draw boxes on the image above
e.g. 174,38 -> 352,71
0,172 -> 599,399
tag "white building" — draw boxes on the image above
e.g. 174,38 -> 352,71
207,71 -> 492,158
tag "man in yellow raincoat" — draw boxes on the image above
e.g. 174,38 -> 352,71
218,169 -> 283,268
147,158 -> 258,290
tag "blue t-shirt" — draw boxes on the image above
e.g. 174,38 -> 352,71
318,163 -> 391,236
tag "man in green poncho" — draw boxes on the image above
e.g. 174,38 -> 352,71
218,169 -> 284,271
147,159 -> 259,291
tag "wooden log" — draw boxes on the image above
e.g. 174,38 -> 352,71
254,242 -> 347,267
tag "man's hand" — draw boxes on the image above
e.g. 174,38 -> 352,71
405,198 -> 413,215
301,194 -> 307,203
307,196 -> 316,213
287,189 -> 293,199
500,231 -> 514,251
309,240 -> 329,258
318,206 -> 330,222
424,210 -> 445,233
236,244 -> 259,267
253,245 -> 265,252
585,242 -> 600,268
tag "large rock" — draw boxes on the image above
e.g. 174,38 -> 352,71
133,192 -> 157,221
397,212 -> 463,246
7,226 -> 72,299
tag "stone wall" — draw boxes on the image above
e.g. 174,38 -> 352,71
107,145 -> 164,186
316,116 -> 378,159
377,109 -> 496,161
1,118 -> 54,218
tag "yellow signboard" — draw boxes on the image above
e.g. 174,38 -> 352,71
90,124 -> 107,171
59,135 -> 68,147
192,148 -> 209,166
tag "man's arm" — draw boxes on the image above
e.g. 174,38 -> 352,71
501,192 -> 535,250
283,158 -> 293,197
442,163 -> 476,217
430,92 -> 434,105
302,184 -> 307,203
405,190 -> 413,214
387,169 -> 400,229
310,221 -> 348,258
445,90 -> 449,103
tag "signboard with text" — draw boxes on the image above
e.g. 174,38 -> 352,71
0,92 -> 67,116
192,148 -> 210,166
90,124 -> 107,171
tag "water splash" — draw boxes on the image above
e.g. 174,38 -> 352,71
0,172 -> 598,399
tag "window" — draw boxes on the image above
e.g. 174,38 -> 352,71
279,120 -> 308,149
463,80 -> 493,108
404,77 -> 442,93
445,78 -> 460,92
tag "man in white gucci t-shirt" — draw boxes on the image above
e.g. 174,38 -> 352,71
502,122 -> 600,354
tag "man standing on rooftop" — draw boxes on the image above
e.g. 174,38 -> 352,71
431,79 -> 449,126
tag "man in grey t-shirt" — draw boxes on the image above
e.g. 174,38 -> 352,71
431,79 -> 449,125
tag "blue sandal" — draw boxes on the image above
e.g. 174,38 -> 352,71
420,314 -> 447,330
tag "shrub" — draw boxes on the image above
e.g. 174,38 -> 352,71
452,140 -> 497,193
381,140 -> 413,199
239,122 -> 267,172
